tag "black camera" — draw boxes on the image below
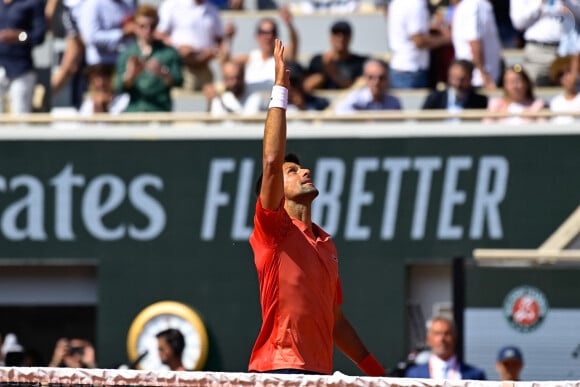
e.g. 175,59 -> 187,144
69,346 -> 85,356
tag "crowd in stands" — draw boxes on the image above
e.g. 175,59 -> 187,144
1,0 -> 580,122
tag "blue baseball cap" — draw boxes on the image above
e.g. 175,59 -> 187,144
497,346 -> 523,362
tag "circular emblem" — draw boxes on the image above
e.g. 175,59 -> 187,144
503,286 -> 549,332
127,301 -> 209,371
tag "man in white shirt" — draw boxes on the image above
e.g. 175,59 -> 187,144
157,0 -> 225,91
78,0 -> 136,66
209,61 -> 264,115
452,0 -> 502,90
387,0 -> 450,89
510,0 -> 580,86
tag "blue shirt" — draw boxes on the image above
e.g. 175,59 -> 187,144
78,0 -> 136,65
0,0 -> 46,79
334,87 -> 402,114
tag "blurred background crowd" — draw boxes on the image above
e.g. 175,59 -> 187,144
0,0 -> 579,122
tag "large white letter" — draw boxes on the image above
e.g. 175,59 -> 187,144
470,156 -> 509,239
380,158 -> 411,240
345,158 -> 379,240
82,175 -> 126,240
437,157 -> 472,239
128,174 -> 166,240
231,158 -> 254,240
411,157 -> 442,240
2,176 -> 46,240
201,158 -> 235,241
312,158 -> 345,236
50,164 -> 85,240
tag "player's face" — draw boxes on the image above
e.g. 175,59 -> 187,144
427,320 -> 456,360
283,162 -> 318,201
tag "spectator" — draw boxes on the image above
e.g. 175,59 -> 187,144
156,329 -> 186,371
50,0 -> 87,109
48,338 -> 96,368
78,0 -> 137,67
287,63 -> 329,111
304,20 -> 368,93
405,315 -> 486,380
0,0 -> 47,114
157,0 -> 225,92
510,0 -> 580,86
422,59 -> 488,111
225,7 -> 298,94
387,0 -> 451,89
115,4 -> 183,112
208,60 -> 264,115
484,64 -> 545,124
549,55 -> 580,123
79,64 -> 129,115
496,345 -> 524,381
452,0 -> 502,90
334,58 -> 401,114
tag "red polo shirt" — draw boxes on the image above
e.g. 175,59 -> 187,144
248,198 -> 343,374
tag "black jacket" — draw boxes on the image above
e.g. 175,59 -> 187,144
422,89 -> 488,110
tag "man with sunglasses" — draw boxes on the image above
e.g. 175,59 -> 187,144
334,58 -> 401,114
303,20 -> 368,93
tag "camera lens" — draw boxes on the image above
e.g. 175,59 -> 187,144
69,347 -> 84,356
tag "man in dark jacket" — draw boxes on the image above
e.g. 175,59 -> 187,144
405,315 -> 486,380
0,0 -> 46,113
422,59 -> 488,111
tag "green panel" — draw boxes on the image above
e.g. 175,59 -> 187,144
466,265 -> 580,309
0,134 -> 578,372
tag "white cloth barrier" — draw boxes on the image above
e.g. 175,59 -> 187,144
1,368 -> 579,387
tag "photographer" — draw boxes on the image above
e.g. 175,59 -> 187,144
48,338 -> 96,368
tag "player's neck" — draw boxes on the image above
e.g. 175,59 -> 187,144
285,200 -> 312,228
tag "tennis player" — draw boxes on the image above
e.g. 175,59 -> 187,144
248,39 -> 385,377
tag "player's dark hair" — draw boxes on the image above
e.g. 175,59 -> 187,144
254,153 -> 301,197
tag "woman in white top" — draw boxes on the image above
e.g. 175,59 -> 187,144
484,64 -> 545,124
224,7 -> 297,94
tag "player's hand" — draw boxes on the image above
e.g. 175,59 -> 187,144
273,39 -> 290,88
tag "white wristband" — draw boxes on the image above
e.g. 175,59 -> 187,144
268,85 -> 288,110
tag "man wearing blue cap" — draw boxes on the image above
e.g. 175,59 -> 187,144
496,346 -> 524,381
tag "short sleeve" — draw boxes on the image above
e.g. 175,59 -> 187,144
252,197 -> 291,246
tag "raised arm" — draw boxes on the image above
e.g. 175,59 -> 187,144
260,39 -> 290,210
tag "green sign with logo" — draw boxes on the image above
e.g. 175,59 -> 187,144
0,132 -> 578,373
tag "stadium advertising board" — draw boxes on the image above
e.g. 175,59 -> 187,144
0,132 -> 578,373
